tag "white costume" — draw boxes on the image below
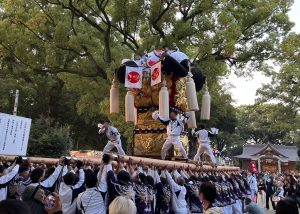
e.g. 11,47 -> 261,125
165,170 -> 188,214
0,164 -> 20,201
232,199 -> 243,214
247,175 -> 258,200
98,124 -> 125,155
152,111 -> 188,160
192,128 -> 218,163
170,51 -> 189,63
146,50 -> 163,66
59,168 -> 85,214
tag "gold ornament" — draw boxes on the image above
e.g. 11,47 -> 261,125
175,77 -> 188,111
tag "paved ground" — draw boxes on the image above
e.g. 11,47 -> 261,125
256,193 -> 300,214
264,209 -> 275,214
257,194 -> 275,214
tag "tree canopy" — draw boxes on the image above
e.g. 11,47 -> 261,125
257,33 -> 300,111
0,0 -> 298,156
236,104 -> 299,145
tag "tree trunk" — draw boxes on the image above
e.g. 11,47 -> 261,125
103,30 -> 111,63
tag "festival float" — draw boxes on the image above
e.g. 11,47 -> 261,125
111,47 -> 210,159
1,46 -> 238,173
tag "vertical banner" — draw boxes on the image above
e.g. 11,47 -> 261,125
0,113 -> 32,156
250,161 -> 257,172
150,61 -> 161,86
125,66 -> 143,89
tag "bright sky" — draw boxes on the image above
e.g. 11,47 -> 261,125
226,0 -> 300,106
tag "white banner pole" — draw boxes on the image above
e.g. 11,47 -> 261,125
13,90 -> 19,116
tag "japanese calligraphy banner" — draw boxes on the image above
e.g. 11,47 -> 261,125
0,113 -> 31,156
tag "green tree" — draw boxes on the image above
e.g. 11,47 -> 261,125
255,33 -> 300,151
257,33 -> 300,111
236,104 -> 299,145
28,117 -> 72,157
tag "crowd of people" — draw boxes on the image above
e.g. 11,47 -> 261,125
0,155 -> 299,214
256,171 -> 300,211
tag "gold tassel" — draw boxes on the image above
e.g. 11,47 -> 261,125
125,90 -> 135,122
159,78 -> 169,118
110,79 -> 119,114
200,83 -> 211,120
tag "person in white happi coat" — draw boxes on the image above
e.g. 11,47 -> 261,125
247,172 -> 258,201
152,110 -> 189,160
192,124 -> 218,163
97,153 -> 112,208
59,160 -> 85,214
165,169 -> 188,214
98,121 -> 125,155
133,51 -> 146,67
0,157 -> 22,201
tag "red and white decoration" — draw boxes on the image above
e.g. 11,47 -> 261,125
147,50 -> 163,66
125,66 -> 143,89
150,61 -> 162,86
250,161 -> 257,172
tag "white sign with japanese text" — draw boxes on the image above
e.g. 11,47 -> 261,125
0,113 -> 31,156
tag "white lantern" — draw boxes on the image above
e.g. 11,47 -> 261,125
200,84 -> 211,120
125,90 -> 135,122
159,79 -> 169,119
110,79 -> 119,114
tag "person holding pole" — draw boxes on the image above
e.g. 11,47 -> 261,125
0,156 -> 22,201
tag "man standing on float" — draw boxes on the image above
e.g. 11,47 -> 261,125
152,110 -> 189,161
192,124 -> 218,163
97,121 -> 126,155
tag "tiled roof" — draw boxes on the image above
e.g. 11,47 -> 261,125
235,144 -> 299,162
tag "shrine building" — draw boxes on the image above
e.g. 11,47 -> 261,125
235,143 -> 299,173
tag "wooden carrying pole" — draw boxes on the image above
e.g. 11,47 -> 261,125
3,153 -> 239,172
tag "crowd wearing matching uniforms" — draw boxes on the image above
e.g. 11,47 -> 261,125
0,155 -> 252,214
